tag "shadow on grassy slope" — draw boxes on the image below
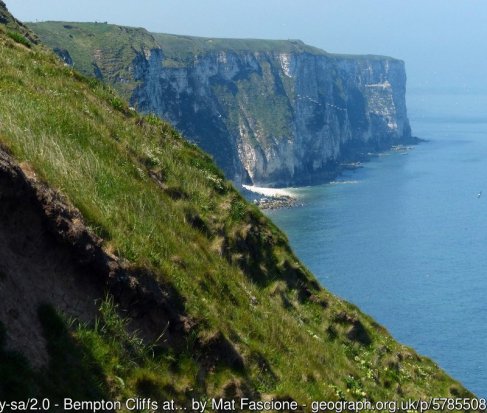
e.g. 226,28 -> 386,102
0,306 -> 108,404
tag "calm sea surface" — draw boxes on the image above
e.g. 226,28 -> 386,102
265,91 -> 487,396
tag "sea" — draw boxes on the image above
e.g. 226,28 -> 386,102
265,90 -> 487,397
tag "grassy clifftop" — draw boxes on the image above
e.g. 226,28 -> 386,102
0,3 -> 472,408
29,21 -> 398,100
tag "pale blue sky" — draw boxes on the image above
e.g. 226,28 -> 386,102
6,0 -> 487,91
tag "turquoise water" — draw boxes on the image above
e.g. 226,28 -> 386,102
265,91 -> 487,397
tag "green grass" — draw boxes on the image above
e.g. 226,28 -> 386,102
0,14 -> 473,406
30,21 -> 399,63
6,30 -> 31,48
27,22 -> 159,100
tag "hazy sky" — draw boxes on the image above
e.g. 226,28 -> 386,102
6,0 -> 487,91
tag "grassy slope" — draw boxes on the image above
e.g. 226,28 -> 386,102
0,0 -> 38,44
28,22 -> 160,99
0,13 -> 471,407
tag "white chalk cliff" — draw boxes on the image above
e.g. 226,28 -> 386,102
32,25 -> 414,186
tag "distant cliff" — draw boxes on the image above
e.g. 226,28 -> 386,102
31,23 -> 414,186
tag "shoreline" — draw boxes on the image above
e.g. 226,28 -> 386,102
241,143 -> 418,210
242,184 -> 298,198
242,184 -> 302,210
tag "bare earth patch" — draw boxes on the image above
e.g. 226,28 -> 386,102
0,156 -> 103,367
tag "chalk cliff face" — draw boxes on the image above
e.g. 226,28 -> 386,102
31,24 -> 413,186
131,50 -> 412,185
132,50 -> 411,185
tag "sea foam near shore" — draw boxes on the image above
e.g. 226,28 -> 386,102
242,185 -> 299,198
242,184 -> 302,209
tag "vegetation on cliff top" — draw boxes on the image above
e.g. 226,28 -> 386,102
0,3 -> 473,408
29,21 -> 401,100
